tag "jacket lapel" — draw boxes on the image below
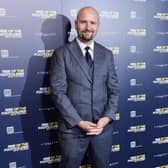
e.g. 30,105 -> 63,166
68,40 -> 92,83
93,43 -> 106,82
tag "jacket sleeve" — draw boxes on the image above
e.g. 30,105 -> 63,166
103,50 -> 119,121
50,49 -> 82,127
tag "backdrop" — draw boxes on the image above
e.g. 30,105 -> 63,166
0,0 -> 168,168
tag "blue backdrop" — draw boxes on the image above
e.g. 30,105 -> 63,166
0,0 -> 168,167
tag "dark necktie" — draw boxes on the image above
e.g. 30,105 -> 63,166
85,46 -> 93,66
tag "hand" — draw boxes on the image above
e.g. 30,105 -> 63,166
77,120 -> 103,135
77,120 -> 97,132
96,117 -> 110,129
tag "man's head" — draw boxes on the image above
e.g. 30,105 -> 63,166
75,6 -> 100,44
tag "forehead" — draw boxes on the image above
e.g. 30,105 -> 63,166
77,8 -> 99,22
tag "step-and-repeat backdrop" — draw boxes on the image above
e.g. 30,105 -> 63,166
1,0 -> 168,167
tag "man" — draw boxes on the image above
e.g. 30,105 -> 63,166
50,6 -> 119,168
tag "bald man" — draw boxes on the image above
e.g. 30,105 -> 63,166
50,6 -> 119,168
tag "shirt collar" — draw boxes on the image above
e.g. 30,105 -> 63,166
76,38 -> 94,52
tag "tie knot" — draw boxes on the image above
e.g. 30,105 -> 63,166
85,46 -> 90,51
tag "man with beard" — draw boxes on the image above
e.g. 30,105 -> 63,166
50,6 -> 119,168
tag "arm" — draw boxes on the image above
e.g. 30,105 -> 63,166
97,51 -> 119,128
50,49 -> 82,128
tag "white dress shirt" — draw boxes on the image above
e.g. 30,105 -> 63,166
76,38 -> 94,61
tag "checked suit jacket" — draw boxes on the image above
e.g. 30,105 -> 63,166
50,39 -> 119,133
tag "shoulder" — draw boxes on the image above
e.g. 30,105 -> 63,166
94,41 -> 113,55
54,40 -> 77,56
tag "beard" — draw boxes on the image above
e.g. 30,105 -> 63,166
78,30 -> 95,43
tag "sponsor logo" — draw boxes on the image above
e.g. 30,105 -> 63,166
153,136 -> 168,144
154,153 -> 168,158
128,29 -> 147,36
130,110 -> 143,118
34,49 -> 54,58
0,69 -> 24,78
128,62 -> 146,70
155,64 -> 168,68
130,45 -> 143,54
3,89 -> 21,97
153,45 -> 168,53
32,10 -> 57,19
155,164 -> 168,168
108,47 -> 120,55
128,154 -> 145,163
36,87 -> 51,95
80,165 -> 92,168
112,144 -> 120,152
0,8 -> 6,16
154,124 -> 168,129
38,122 -> 59,131
1,106 -> 27,116
0,29 -> 22,38
6,126 -> 23,135
155,94 -> 168,99
4,142 -> 29,152
128,124 -> 146,133
128,94 -> 146,102
153,77 -> 168,85
130,79 -> 143,86
40,155 -> 61,164
115,113 -> 120,120
41,141 -> 58,146
154,13 -> 168,20
100,11 -> 119,19
153,107 -> 168,115
130,11 -> 144,19
130,141 -> 143,148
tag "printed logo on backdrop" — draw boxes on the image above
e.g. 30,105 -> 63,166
155,164 -> 168,168
128,154 -> 145,163
153,13 -> 168,20
108,46 -> 120,55
153,45 -> 168,53
130,11 -> 144,20
152,136 -> 168,144
0,8 -> 15,18
3,89 -> 21,97
6,126 -> 23,135
130,78 -> 143,86
4,142 -> 29,152
34,49 -> 54,58
1,106 -> 27,116
112,144 -> 120,152
32,10 -> 57,19
0,49 -> 18,59
130,110 -> 143,118
0,69 -> 24,78
129,46 -> 143,54
37,122 -> 59,131
40,155 -> 61,165
35,87 -> 51,95
153,107 -> 168,115
128,94 -> 146,102
128,124 -> 146,133
128,29 -> 147,36
100,10 -> 119,19
130,141 -> 143,148
0,29 -> 22,38
9,162 -> 25,168
128,62 -> 146,70
153,77 -> 168,85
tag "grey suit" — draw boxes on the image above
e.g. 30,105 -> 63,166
50,39 -> 119,167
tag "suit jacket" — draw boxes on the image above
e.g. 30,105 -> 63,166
50,39 -> 119,133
